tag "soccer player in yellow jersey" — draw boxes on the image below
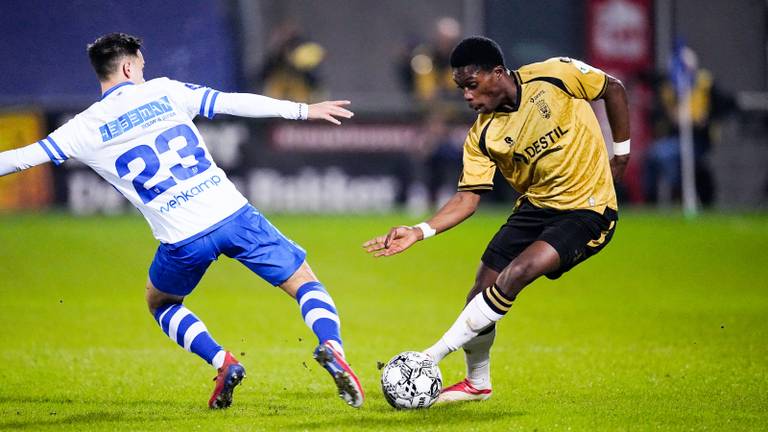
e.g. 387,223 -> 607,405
364,36 -> 630,403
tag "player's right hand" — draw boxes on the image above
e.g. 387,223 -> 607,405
307,100 -> 354,125
362,226 -> 420,257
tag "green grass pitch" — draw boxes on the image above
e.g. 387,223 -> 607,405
1,210 -> 766,431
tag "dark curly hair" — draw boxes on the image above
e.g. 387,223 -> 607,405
449,36 -> 505,71
87,33 -> 143,80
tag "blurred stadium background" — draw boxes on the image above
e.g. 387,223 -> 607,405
0,0 -> 766,214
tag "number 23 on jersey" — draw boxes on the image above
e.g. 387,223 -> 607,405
115,124 -> 211,204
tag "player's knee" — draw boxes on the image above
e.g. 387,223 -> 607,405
498,260 -> 540,294
146,295 -> 182,316
279,261 -> 318,298
145,281 -> 182,315
145,289 -> 162,315
508,260 -> 532,280
468,264 -> 500,303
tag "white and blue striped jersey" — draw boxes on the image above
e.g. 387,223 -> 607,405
41,78 -> 247,245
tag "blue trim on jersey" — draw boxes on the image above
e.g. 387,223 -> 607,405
169,203 -> 251,248
101,81 -> 135,100
37,140 -> 61,166
46,137 -> 68,161
206,91 -> 220,119
198,89 -> 212,117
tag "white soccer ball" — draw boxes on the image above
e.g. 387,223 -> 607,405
380,351 -> 442,409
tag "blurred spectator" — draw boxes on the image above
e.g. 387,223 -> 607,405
396,17 -> 464,110
255,22 -> 326,102
643,47 -> 734,207
397,18 -> 467,212
423,111 -> 463,203
406,110 -> 463,213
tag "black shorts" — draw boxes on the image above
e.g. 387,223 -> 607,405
481,199 -> 617,280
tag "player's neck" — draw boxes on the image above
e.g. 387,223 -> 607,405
496,74 -> 519,112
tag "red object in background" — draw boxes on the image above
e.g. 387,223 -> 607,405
587,0 -> 653,203
588,0 -> 652,71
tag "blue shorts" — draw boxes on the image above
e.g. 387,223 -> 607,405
149,205 -> 306,296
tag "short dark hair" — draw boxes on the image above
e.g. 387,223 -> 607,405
450,36 -> 505,71
87,33 -> 143,80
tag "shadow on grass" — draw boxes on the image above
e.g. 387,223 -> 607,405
0,390 -> 528,430
0,412 -> 126,430
0,395 -> 189,410
0,396 -> 188,430
288,401 -> 527,430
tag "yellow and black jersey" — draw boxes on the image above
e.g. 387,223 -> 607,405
458,57 -> 617,213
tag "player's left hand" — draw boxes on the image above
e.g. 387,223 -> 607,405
308,100 -> 354,125
610,154 -> 630,183
362,226 -> 420,257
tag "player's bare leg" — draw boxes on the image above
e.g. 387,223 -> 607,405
146,281 -> 245,409
493,241 -> 560,299
427,241 -> 560,403
278,261 -> 318,297
280,261 -> 364,408
145,280 -> 185,315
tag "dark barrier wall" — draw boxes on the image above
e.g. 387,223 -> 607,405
42,112 -> 475,215
0,1 -> 239,107
484,0 -> 586,67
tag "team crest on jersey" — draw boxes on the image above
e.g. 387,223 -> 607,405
535,99 -> 551,119
504,136 -> 515,147
529,90 -> 551,119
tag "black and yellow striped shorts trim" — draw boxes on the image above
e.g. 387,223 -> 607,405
587,220 -> 616,248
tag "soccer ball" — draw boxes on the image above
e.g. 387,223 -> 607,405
380,351 -> 442,409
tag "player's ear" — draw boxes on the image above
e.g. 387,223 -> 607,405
123,57 -> 138,79
494,65 -> 505,80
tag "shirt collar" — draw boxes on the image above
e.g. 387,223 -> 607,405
101,81 -> 135,100
510,70 -> 522,111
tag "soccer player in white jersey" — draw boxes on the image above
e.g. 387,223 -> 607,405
0,33 -> 364,409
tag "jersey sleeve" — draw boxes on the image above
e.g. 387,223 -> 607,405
214,93 -> 307,120
520,58 -> 608,101
0,142 -> 51,176
457,119 -> 496,192
163,79 -> 307,120
44,116 -> 88,165
163,79 -> 223,119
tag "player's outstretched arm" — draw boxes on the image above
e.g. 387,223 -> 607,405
211,93 -> 353,125
363,191 -> 481,257
307,100 -> 353,125
0,143 -> 51,177
601,75 -> 631,182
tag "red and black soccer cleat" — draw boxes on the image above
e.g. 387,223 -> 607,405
208,352 -> 246,409
435,378 -> 492,404
313,341 -> 364,408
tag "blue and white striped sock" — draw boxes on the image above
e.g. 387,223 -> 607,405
154,303 -> 226,369
296,282 -> 344,356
